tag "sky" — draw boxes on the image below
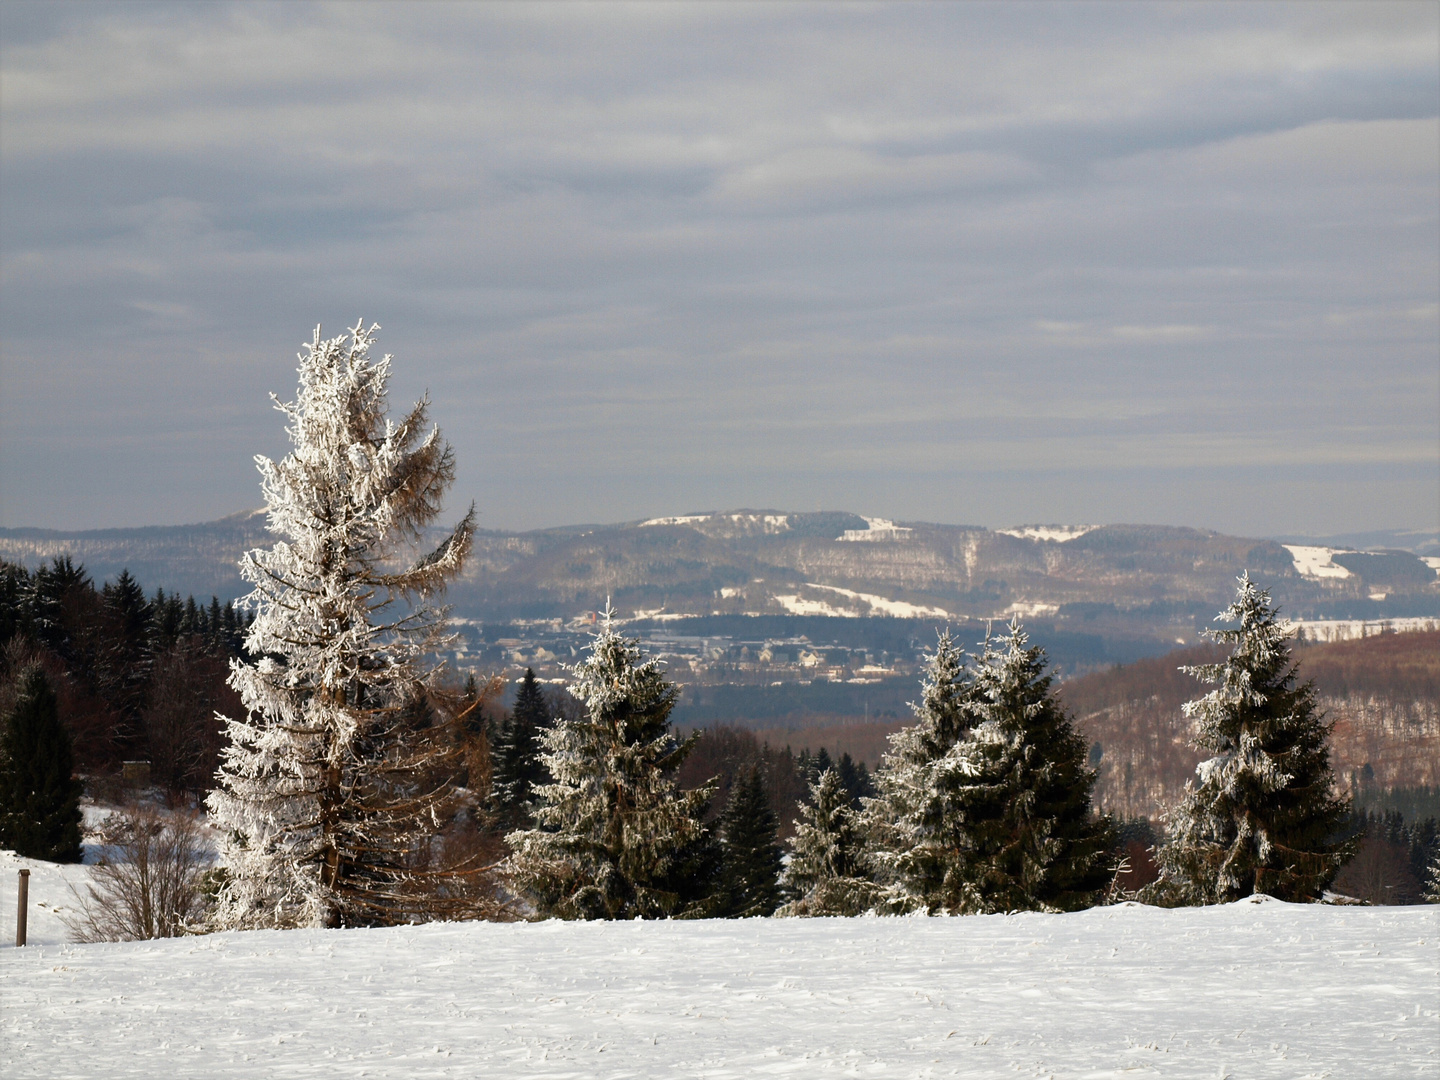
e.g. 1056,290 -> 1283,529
1,1 -> 1436,538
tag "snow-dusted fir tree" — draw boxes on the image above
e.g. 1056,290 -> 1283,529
1154,574 -> 1352,905
207,322 -> 475,930
916,620 -> 1112,914
505,617 -> 716,919
1424,853 -> 1440,904
778,768 -> 877,917
865,632 -> 979,913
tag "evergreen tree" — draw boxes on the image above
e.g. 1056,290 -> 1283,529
714,766 -> 784,917
505,619 -> 715,919
459,673 -> 484,735
98,570 -> 152,750
865,632 -> 982,913
208,597 -> 224,647
916,620 -> 1113,914
1155,574 -> 1353,904
1425,853 -> 1440,904
152,589 -> 184,649
221,601 -> 241,654
490,668 -> 550,825
28,556 -> 91,660
779,768 -> 876,917
835,752 -> 874,807
0,560 -> 32,645
0,666 -> 84,862
207,322 -> 476,929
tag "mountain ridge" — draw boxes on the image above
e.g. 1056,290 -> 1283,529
3,510 -> 1436,640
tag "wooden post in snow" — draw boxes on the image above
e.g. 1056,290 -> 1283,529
16,868 -> 30,947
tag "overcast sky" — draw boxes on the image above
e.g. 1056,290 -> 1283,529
1,1 -> 1436,537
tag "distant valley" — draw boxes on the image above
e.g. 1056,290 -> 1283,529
5,510 -> 1436,821
4,510 -> 1438,715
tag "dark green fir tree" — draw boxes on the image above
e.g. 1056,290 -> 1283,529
715,766 -> 784,917
932,619 -> 1113,914
779,767 -> 877,917
0,666 -> 84,862
505,619 -> 716,919
99,569 -> 152,749
1154,574 -> 1353,904
490,668 -> 550,824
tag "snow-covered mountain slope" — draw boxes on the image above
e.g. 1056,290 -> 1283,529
3,900 -> 1433,1079
5,511 -> 1436,634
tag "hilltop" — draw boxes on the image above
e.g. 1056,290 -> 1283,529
5,508 -> 1436,640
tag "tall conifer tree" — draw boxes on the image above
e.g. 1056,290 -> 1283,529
715,767 -> 784,917
490,668 -> 549,825
505,619 -> 715,919
0,666 -> 84,862
1155,574 -> 1352,904
866,632 -> 979,912
919,620 -> 1112,914
207,322 -> 475,929
99,570 -> 151,750
779,768 -> 876,917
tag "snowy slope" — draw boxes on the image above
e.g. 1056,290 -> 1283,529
3,899 -> 1435,1079
0,850 -> 94,946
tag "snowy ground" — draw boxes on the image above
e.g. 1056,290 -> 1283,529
0,833 -> 117,948
3,889 -> 1435,1080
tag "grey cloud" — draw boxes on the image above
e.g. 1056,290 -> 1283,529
0,1 -> 1435,535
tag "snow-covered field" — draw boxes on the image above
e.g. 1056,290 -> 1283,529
2,878 -> 1434,1080
1289,616 -> 1440,642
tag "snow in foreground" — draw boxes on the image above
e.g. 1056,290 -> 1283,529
2,896 -> 1435,1079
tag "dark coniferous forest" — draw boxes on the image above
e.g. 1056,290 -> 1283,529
0,557 -> 250,793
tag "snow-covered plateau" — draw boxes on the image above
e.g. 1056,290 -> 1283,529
2,863 -> 1434,1080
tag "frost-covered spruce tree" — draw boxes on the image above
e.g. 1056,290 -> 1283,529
207,322 -> 475,930
1154,574 -> 1352,905
925,620 -> 1113,914
865,632 -> 979,913
505,618 -> 716,919
778,768 -> 877,917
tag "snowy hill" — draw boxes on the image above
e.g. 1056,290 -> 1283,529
5,511 -> 1437,692
2,893 -> 1433,1078
5,509 -> 1436,632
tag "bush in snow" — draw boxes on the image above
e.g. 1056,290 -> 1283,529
207,322 -> 477,930
0,665 -> 83,863
65,805 -> 209,941
778,767 -> 877,917
505,618 -> 717,919
1153,574 -> 1353,905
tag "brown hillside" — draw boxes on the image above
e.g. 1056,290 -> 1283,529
1060,631 -> 1440,821
1297,630 -> 1440,700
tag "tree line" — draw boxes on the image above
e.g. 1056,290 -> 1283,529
0,556 -> 253,830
